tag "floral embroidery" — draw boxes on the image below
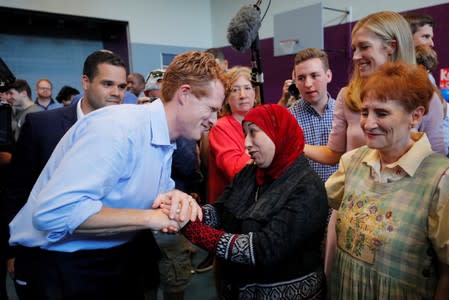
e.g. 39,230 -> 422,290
354,233 -> 365,257
337,192 -> 398,264
345,227 -> 354,251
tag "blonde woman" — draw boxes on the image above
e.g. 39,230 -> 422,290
327,61 -> 449,299
304,11 -> 447,280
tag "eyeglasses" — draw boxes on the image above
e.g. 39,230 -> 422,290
38,87 -> 52,91
230,85 -> 254,95
149,71 -> 164,78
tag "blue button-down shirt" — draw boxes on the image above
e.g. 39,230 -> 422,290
9,100 -> 176,252
289,96 -> 338,181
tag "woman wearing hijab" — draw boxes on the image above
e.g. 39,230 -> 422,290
182,104 -> 328,299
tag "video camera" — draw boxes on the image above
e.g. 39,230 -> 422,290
0,57 -> 15,147
0,57 -> 15,92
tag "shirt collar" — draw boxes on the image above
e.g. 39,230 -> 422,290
35,97 -> 56,106
76,97 -> 85,120
149,99 -> 176,149
362,132 -> 433,177
298,93 -> 333,112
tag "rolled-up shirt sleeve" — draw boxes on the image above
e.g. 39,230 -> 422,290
32,120 -> 130,242
325,150 -> 356,209
327,89 -> 348,153
428,167 -> 449,264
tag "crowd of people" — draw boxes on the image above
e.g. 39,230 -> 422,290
0,9 -> 448,300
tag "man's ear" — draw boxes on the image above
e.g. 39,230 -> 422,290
81,75 -> 89,91
177,84 -> 191,105
326,69 -> 333,83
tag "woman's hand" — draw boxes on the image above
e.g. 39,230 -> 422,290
282,79 -> 293,98
153,189 -> 202,225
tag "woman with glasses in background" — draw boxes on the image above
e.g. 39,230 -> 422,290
195,66 -> 259,273
208,66 -> 259,205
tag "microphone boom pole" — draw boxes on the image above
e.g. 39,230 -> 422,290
227,0 -> 265,103
250,35 -> 264,104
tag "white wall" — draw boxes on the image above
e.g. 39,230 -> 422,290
0,0 -> 447,48
211,0 -> 449,47
0,0 -> 213,48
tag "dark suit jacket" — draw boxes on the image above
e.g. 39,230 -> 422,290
3,105 -> 77,242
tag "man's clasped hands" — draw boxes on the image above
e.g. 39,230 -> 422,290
151,189 -> 202,233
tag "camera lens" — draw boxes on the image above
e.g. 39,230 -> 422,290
288,83 -> 300,99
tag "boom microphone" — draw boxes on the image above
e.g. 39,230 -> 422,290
227,5 -> 261,52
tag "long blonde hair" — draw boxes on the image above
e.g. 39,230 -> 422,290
345,11 -> 416,112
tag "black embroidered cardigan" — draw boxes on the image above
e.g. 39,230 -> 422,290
196,155 -> 329,288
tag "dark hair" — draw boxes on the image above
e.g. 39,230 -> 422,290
83,50 -> 126,81
403,12 -> 434,34
205,48 -> 226,62
55,85 -> 80,103
128,72 -> 145,84
8,79 -> 32,98
361,61 -> 433,114
415,44 -> 438,72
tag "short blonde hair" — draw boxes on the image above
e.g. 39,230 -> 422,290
220,66 -> 260,116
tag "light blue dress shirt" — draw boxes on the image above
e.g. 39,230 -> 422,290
9,100 -> 176,252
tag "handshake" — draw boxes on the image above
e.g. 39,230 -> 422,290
151,189 -> 202,233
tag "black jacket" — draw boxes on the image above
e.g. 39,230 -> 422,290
214,155 -> 329,285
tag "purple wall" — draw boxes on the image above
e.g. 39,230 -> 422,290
223,39 -> 296,103
223,2 -> 449,103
